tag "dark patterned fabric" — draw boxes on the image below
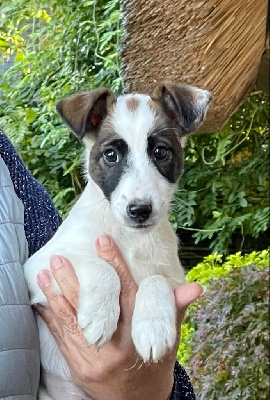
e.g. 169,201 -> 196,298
0,128 -> 196,399
170,362 -> 196,399
0,128 -> 62,256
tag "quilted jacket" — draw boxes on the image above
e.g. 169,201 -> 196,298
0,156 -> 40,400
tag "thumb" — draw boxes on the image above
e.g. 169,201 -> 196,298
174,282 -> 204,323
95,235 -> 138,321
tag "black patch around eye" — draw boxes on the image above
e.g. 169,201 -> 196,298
89,137 -> 129,200
148,132 -> 183,183
154,146 -> 168,160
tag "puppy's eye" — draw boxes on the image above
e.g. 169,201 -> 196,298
154,146 -> 168,160
103,149 -> 119,164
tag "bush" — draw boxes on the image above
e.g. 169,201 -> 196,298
178,249 -> 269,399
178,249 -> 269,365
171,94 -> 269,254
187,264 -> 269,399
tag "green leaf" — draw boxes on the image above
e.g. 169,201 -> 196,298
0,39 -> 9,49
239,197 -> 248,207
14,52 -> 24,62
25,108 -> 37,123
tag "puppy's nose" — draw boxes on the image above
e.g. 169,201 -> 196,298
127,201 -> 152,223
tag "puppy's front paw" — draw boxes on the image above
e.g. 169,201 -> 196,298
132,318 -> 176,363
78,295 -> 120,347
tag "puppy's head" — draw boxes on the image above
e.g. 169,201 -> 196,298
57,82 -> 212,230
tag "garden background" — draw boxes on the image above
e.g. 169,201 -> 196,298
0,1 -> 269,398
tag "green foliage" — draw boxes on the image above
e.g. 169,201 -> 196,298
186,248 -> 269,286
178,249 -> 269,366
0,0 -> 121,215
0,0 -> 268,254
186,264 -> 269,399
170,94 -> 269,254
1,5 -> 269,396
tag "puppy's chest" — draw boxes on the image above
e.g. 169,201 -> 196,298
116,232 -> 178,284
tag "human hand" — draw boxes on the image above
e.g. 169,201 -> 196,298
36,235 -> 202,400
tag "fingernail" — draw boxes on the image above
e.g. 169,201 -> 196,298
50,255 -> 63,270
38,270 -> 51,287
98,235 -> 112,249
200,285 -> 208,296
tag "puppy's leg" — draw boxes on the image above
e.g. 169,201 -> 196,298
131,275 -> 176,362
77,259 -> 121,347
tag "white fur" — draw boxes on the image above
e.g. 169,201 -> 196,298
110,94 -> 175,228
113,94 -> 156,147
24,94 -> 185,399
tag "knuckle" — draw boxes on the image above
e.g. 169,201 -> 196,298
103,250 -> 118,263
58,309 -> 67,320
67,287 -> 77,302
120,273 -> 134,291
57,306 -> 76,324
58,273 -> 70,286
64,315 -> 78,334
47,291 -> 59,304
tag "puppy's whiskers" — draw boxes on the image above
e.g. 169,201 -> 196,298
124,357 -> 140,372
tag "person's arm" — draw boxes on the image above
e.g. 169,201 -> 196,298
0,155 -> 40,399
37,235 -> 202,400
0,128 -> 62,256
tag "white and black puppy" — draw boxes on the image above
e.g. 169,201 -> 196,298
24,81 -> 211,399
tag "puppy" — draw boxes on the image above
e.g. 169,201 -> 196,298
24,81 -> 211,399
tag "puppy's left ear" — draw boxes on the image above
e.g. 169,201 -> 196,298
56,88 -> 115,139
155,81 -> 212,135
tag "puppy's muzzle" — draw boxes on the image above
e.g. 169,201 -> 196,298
127,201 -> 152,223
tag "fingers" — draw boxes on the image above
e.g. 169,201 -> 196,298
37,269 -> 78,334
95,235 -> 138,321
35,303 -> 70,348
49,255 -> 79,310
174,282 -> 203,323
35,303 -> 58,332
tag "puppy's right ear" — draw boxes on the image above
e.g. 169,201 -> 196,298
56,88 -> 115,139
153,81 -> 212,136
